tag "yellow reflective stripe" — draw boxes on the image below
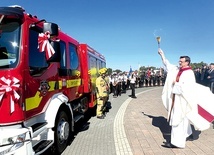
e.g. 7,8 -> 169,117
49,81 -> 63,90
49,81 -> 56,91
49,79 -> 81,89
67,79 -> 81,88
58,81 -> 63,89
26,91 -> 42,111
25,79 -> 80,111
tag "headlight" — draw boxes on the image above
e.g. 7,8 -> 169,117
0,132 -> 27,155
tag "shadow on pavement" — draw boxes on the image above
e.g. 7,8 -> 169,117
143,112 -> 171,142
142,112 -> 201,143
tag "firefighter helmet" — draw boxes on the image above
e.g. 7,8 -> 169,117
99,68 -> 107,75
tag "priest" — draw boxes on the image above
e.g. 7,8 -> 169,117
158,48 -> 214,148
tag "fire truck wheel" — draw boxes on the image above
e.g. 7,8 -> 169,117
53,110 -> 71,154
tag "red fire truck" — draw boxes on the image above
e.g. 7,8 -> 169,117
0,5 -> 106,155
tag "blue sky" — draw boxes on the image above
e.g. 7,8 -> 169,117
1,0 -> 214,71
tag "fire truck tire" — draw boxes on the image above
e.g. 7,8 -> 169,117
53,110 -> 71,154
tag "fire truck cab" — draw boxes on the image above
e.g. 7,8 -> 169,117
0,6 -> 106,155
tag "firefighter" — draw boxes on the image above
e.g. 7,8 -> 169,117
96,68 -> 109,119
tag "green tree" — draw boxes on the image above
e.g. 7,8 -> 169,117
107,68 -> 113,75
113,69 -> 122,74
190,61 -> 207,70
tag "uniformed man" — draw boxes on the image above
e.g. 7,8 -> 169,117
96,68 -> 109,119
111,72 -> 118,97
122,73 -> 128,93
207,63 -> 214,93
117,72 -> 123,96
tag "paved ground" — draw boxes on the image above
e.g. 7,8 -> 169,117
44,86 -> 214,155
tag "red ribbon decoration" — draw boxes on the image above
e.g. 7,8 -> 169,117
0,76 -> 20,113
38,31 -> 55,60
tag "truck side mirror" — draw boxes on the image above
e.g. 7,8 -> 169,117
43,22 -> 58,36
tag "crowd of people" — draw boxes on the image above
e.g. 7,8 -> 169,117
194,63 -> 214,93
106,69 -> 167,98
95,62 -> 214,120
95,67 -> 167,119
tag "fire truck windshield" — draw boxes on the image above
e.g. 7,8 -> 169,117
0,21 -> 20,68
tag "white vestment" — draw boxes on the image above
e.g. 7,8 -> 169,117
161,55 -> 214,147
162,59 -> 214,127
161,59 -> 195,148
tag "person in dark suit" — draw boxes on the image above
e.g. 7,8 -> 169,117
194,68 -> 201,84
207,63 -> 214,93
139,72 -> 145,87
200,65 -> 209,86
111,73 -> 118,97
129,72 -> 136,98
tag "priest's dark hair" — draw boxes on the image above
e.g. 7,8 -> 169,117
180,56 -> 191,65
